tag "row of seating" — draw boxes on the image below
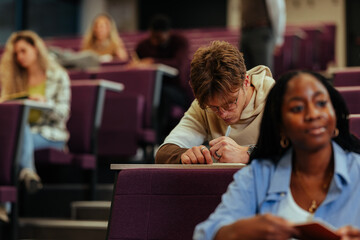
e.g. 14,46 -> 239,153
41,23 -> 335,78
332,68 -> 360,115
0,80 -> 123,239
69,64 -> 178,161
104,67 -> 360,240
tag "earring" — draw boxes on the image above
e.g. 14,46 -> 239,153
280,136 -> 289,148
333,128 -> 339,138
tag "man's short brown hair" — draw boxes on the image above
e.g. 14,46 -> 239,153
190,41 -> 246,109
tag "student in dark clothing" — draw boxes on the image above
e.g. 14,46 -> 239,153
135,15 -> 192,143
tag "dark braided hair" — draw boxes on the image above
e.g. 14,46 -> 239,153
250,70 -> 360,163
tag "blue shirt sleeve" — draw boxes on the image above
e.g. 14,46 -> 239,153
193,165 -> 258,240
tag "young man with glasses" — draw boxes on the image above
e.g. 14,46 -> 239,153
155,41 -> 275,164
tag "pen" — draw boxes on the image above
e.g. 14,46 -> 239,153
225,125 -> 231,137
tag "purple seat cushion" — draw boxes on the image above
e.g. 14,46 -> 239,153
0,186 -> 17,202
35,148 -> 73,165
72,154 -> 96,169
108,168 -> 238,240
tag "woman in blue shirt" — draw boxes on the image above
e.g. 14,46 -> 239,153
194,71 -> 360,239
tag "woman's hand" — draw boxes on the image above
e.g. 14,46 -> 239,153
215,214 -> 299,240
28,94 -> 46,102
337,226 -> 360,240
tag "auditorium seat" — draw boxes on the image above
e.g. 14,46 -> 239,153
97,92 -> 147,158
93,65 -> 178,161
106,168 -> 239,240
0,103 -> 22,240
35,80 -> 123,199
349,114 -> 360,139
0,100 -> 51,240
336,86 -> 360,114
333,69 -> 360,86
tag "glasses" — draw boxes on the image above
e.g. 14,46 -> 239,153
206,91 -> 240,113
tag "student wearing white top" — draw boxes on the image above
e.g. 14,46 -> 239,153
194,71 -> 360,239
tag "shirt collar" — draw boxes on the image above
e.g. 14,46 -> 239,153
268,148 -> 293,195
332,141 -> 351,187
267,141 -> 350,195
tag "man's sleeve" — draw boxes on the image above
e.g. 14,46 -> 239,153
155,143 -> 188,164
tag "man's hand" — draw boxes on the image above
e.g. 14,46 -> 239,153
180,145 -> 213,164
209,136 -> 250,163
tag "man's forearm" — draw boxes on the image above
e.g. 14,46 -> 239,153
155,143 -> 188,164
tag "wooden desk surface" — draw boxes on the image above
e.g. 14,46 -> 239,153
3,99 -> 53,110
71,79 -> 124,92
111,163 -> 246,170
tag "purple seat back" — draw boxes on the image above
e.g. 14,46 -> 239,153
67,85 -> 98,154
333,70 -> 360,86
68,70 -> 93,80
95,68 -> 156,128
0,103 -> 23,185
98,93 -> 145,156
107,168 -> 238,240
320,23 -> 336,70
336,87 -> 360,114
350,115 -> 360,139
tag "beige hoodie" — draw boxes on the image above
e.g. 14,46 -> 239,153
156,65 -> 275,163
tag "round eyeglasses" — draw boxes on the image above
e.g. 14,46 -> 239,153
206,91 -> 240,113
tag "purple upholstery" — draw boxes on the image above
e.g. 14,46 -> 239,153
34,149 -> 73,165
95,67 -> 159,160
95,67 -> 156,128
274,29 -> 305,79
350,116 -> 360,139
98,92 -> 146,156
0,103 -> 23,185
67,85 -> 98,154
320,23 -> 336,70
35,84 -> 98,167
336,86 -> 360,114
333,70 -> 360,86
107,168 -> 238,240
68,70 -> 93,80
0,186 -> 17,202
72,154 -> 96,169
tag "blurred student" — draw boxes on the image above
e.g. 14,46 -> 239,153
155,41 -> 275,164
134,14 -> 191,143
240,0 -> 286,72
82,13 -> 128,62
194,71 -> 360,239
0,30 -> 71,194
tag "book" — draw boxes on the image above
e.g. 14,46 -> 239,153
1,91 -> 29,102
294,222 -> 340,240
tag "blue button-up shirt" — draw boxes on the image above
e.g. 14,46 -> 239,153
194,142 -> 360,240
